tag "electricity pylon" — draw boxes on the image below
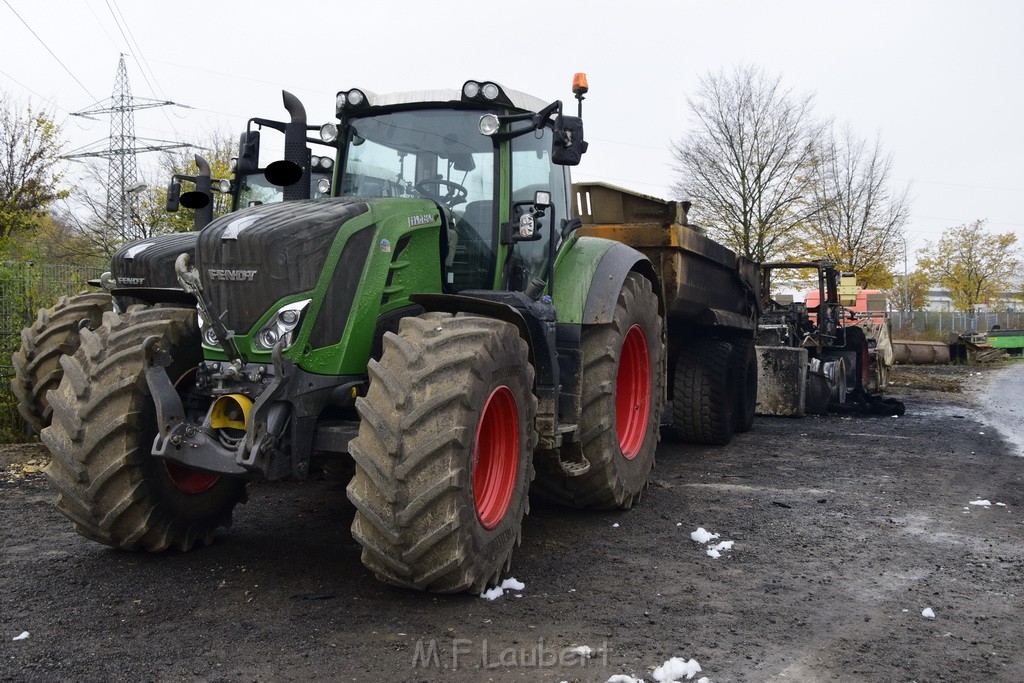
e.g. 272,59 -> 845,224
66,54 -> 193,243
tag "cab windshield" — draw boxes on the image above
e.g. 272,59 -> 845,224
342,109 -> 498,290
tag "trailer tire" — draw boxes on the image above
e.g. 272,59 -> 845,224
347,312 -> 537,593
41,305 -> 245,552
733,338 -> 757,433
11,292 -> 112,434
533,273 -> 664,510
673,338 -> 737,445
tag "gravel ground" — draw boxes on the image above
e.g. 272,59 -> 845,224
1,361 -> 1022,682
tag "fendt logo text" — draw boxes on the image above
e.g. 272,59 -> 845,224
207,269 -> 258,282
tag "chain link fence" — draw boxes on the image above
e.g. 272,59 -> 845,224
0,261 -> 106,441
889,311 -> 1024,338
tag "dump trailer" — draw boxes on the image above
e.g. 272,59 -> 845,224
11,92 -> 327,434
571,182 -> 762,445
41,76 -> 758,594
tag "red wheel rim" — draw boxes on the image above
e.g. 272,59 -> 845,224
473,386 -> 519,530
164,461 -> 219,494
616,324 -> 651,460
163,367 -> 219,494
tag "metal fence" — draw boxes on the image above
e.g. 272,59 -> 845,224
0,261 -> 106,440
889,310 -> 1024,335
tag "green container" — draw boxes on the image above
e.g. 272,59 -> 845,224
987,329 -> 1024,349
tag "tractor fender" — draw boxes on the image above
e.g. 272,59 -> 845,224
554,236 -> 660,325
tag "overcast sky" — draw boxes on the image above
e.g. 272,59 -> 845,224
2,0 -> 1021,264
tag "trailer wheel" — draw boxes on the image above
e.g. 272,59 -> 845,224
41,305 -> 245,552
673,338 -> 737,445
532,273 -> 664,509
347,312 -> 537,593
11,292 -> 112,434
733,338 -> 757,433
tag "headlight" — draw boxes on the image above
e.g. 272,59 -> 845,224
479,114 -> 500,136
320,123 -> 338,143
216,179 -> 231,193
253,299 -> 311,351
463,81 -> 480,99
316,177 -> 331,194
481,82 -> 500,100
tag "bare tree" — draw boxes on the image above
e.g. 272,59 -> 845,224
801,126 -> 910,288
671,65 -> 827,262
0,91 -> 67,238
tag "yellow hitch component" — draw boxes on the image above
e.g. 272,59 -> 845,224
210,394 -> 253,431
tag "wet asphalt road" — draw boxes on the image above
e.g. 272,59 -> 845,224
1,362 -> 1022,682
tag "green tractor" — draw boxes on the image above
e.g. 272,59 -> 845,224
42,76 -> 668,592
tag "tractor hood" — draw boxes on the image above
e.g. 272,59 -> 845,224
112,231 -> 198,288
195,198 -> 369,336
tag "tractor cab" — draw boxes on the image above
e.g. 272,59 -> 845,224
326,78 -> 588,295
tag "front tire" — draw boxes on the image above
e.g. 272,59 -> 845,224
11,292 -> 112,434
347,312 -> 537,593
533,272 -> 665,509
41,305 -> 245,551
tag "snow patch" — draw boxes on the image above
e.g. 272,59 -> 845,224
606,676 -> 644,683
653,656 -> 703,681
481,577 -> 526,600
706,540 -> 735,559
572,645 -> 593,658
612,523 -> 620,528
690,527 -> 719,544
480,586 -> 503,601
922,607 -> 936,619
11,631 -> 29,641
969,499 -> 992,507
500,577 -> 525,591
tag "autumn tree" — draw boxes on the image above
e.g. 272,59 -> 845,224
918,221 -> 1022,312
0,91 -> 67,238
671,65 -> 828,262
885,269 -> 930,313
800,125 -> 910,288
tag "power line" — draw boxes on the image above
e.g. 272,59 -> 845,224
0,68 -> 71,114
2,0 -> 97,101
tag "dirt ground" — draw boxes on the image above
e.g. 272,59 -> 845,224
1,362 -> 1022,682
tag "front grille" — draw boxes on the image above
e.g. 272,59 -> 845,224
196,199 -> 368,335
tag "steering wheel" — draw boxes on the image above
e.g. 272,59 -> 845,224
415,179 -> 468,208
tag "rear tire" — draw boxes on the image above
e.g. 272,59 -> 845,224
532,272 -> 664,510
347,312 -> 537,593
733,338 -> 757,433
11,292 -> 112,434
673,338 -> 736,445
41,305 -> 245,551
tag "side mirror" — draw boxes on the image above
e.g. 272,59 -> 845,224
551,115 -> 588,166
236,131 -> 260,174
165,179 -> 181,212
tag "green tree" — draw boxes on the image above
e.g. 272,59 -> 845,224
800,126 -> 910,289
918,221 -> 1022,312
671,65 -> 827,262
0,92 -> 67,238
